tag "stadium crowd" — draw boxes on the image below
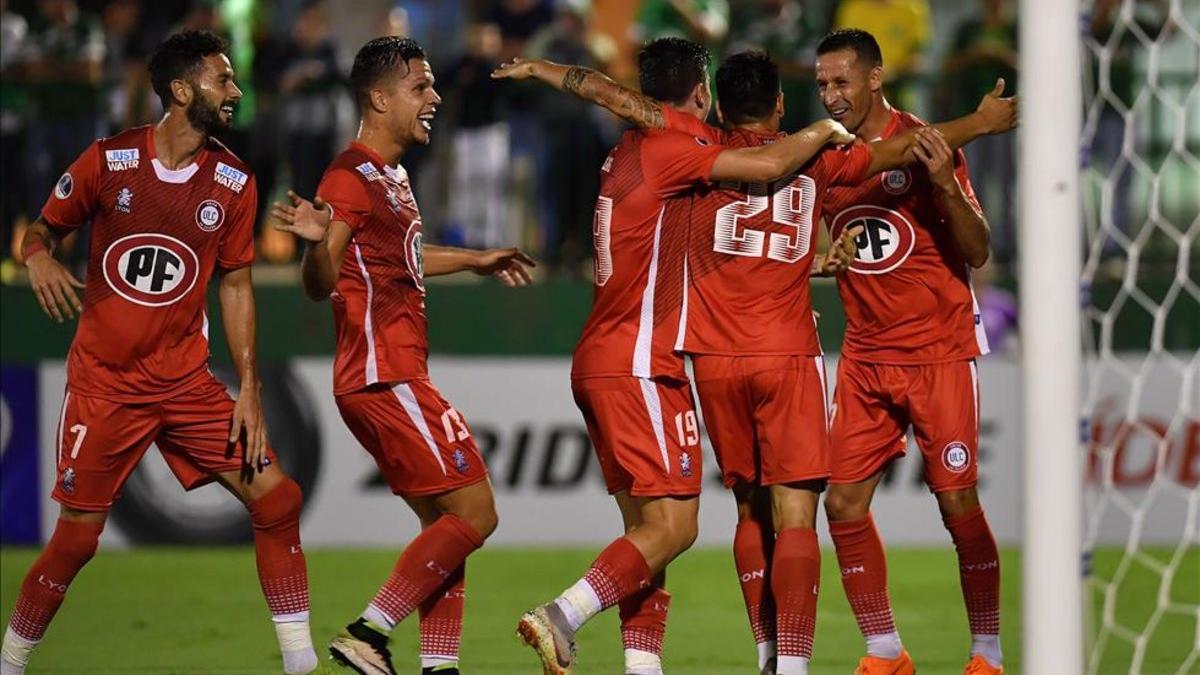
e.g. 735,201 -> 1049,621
0,0 -> 1028,275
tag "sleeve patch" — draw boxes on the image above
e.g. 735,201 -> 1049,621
54,173 -> 73,199
214,161 -> 249,193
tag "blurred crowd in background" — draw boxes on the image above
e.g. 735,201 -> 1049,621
0,0 -> 1190,289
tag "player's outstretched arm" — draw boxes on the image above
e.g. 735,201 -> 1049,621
21,218 -> 85,323
710,119 -> 855,183
217,265 -> 268,470
863,79 -> 1018,176
912,130 -> 991,267
271,191 -> 352,300
424,245 -> 536,287
492,58 -> 666,129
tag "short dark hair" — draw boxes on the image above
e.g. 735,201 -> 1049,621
148,30 -> 229,109
816,28 -> 883,68
715,51 -> 779,125
637,37 -> 710,105
350,36 -> 427,108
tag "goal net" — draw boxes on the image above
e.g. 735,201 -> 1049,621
1078,0 -> 1199,673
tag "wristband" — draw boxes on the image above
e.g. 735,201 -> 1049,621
21,241 -> 48,262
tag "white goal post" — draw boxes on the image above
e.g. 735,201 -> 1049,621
1019,0 -> 1085,673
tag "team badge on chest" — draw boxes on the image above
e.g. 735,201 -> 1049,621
881,167 -> 911,195
115,187 -> 133,213
195,199 -> 225,232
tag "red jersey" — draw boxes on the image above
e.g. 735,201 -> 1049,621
571,108 -> 723,381
681,129 -> 873,356
319,142 -> 428,395
39,126 -> 256,403
824,109 -> 990,364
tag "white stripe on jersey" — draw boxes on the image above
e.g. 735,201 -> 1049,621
967,268 -> 991,356
638,377 -> 670,473
391,383 -> 448,476
969,359 -> 980,431
673,252 -> 690,352
353,243 -> 379,386
632,206 -> 666,378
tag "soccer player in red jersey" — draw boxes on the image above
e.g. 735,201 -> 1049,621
499,45 -> 1014,674
0,31 -> 317,675
816,30 -> 1005,675
494,38 -> 858,675
270,37 -> 533,675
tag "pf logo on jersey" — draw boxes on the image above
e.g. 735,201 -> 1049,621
829,205 -> 916,275
942,441 -> 971,473
102,233 -> 199,307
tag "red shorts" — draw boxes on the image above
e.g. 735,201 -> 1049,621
51,372 -> 278,511
830,358 -> 980,492
692,355 -> 831,488
572,376 -> 702,497
335,379 -> 488,497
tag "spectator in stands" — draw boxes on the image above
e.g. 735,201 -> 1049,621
634,0 -> 729,50
444,22 -> 514,248
727,0 -> 825,132
1,0 -> 30,272
944,0 -> 1017,261
24,0 -> 107,271
833,0 -> 930,108
487,0 -> 556,62
1086,0 -> 1170,256
278,1 -> 342,203
527,2 -> 611,273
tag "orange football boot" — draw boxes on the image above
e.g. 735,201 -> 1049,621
963,654 -> 1003,674
854,649 -> 915,675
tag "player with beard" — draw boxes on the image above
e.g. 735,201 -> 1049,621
1,31 -> 317,675
270,37 -> 534,675
495,44 -> 1014,675
816,29 -> 1004,675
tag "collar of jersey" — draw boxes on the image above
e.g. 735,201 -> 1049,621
350,141 -> 407,183
145,127 -> 206,184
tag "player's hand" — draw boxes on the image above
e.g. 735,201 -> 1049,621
473,247 -> 537,287
26,250 -> 85,323
975,78 -> 1019,134
818,225 -> 863,276
491,58 -> 540,81
912,128 -> 957,191
820,119 -> 856,145
271,190 -> 332,243
231,384 -> 268,472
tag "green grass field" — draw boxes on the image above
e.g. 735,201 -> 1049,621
1,546 -> 1194,674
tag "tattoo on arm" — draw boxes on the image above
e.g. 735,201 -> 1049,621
562,66 -> 665,129
562,66 -> 589,94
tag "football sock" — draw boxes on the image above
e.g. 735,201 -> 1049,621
772,528 -> 820,670
733,517 -> 777,667
828,514 -> 903,659
365,514 -> 483,630
554,536 -> 652,632
1,627 -> 35,673
418,563 -> 465,669
6,518 -> 102,646
247,480 -> 316,674
619,586 -> 670,675
944,506 -> 1002,666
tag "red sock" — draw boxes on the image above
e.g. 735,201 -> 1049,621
8,518 -> 103,642
733,517 -> 776,646
772,527 -> 820,659
369,514 -> 483,626
618,586 -> 670,655
418,564 -> 465,663
828,515 -> 897,639
248,479 -> 310,618
583,536 -> 653,610
944,507 -> 1001,637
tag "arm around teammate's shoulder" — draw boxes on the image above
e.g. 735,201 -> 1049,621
709,119 -> 854,184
